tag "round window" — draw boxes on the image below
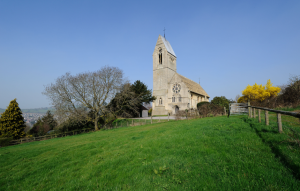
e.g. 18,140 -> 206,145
172,84 -> 181,94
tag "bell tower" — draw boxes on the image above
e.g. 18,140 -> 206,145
152,35 -> 177,115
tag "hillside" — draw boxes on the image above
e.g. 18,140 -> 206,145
1,116 -> 299,190
0,107 -> 54,114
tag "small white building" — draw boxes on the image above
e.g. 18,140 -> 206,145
152,35 -> 210,115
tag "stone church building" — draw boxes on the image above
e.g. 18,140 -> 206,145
152,35 -> 210,115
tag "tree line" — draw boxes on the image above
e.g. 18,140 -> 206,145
0,66 -> 155,140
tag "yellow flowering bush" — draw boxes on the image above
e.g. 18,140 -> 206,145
238,79 -> 281,103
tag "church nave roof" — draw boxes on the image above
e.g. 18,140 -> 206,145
177,73 -> 209,97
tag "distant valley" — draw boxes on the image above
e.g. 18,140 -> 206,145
0,107 -> 55,125
0,107 -> 54,114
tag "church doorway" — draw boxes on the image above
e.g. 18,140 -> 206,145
175,105 -> 179,114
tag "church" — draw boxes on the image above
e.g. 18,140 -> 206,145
152,35 -> 210,115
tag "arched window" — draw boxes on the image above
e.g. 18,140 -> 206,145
172,97 -> 175,102
158,48 -> 162,64
159,98 -> 162,105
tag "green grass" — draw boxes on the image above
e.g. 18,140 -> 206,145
112,118 -> 169,128
273,106 -> 300,112
1,116 -> 300,190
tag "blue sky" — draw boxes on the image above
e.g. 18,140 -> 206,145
0,0 -> 300,109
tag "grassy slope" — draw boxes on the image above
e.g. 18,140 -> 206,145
0,116 -> 299,190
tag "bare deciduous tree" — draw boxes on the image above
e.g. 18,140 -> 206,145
43,66 -> 125,130
235,94 -> 241,103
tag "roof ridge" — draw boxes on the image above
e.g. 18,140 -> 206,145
177,73 -> 199,85
176,73 -> 209,97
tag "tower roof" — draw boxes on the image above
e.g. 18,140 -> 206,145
160,35 -> 176,57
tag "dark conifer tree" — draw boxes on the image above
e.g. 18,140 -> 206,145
130,80 -> 156,104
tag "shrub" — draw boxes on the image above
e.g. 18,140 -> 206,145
198,103 -> 223,118
211,96 -> 232,109
197,101 -> 210,108
238,79 -> 281,103
0,137 -> 13,147
175,109 -> 200,120
57,118 -> 94,132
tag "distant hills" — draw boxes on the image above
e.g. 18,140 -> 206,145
0,107 -> 54,114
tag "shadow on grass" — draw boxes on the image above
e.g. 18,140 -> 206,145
243,117 -> 300,180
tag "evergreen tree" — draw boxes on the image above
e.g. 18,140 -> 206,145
0,99 -> 25,139
42,110 -> 57,130
29,110 -> 57,136
130,80 -> 156,104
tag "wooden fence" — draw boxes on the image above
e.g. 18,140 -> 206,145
247,101 -> 300,134
9,128 -> 95,146
8,118 -> 171,147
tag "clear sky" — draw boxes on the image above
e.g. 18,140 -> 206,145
1,0 -> 300,109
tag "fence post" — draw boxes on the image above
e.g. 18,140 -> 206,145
186,110 -> 188,120
253,108 -> 256,118
258,109 -> 261,123
265,110 -> 269,126
248,100 -> 251,118
20,139 -> 22,144
277,113 -> 283,133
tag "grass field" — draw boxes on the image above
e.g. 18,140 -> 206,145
1,115 -> 300,190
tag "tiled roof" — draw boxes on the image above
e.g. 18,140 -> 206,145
177,74 -> 209,97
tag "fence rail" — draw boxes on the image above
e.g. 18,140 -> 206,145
248,106 -> 300,118
6,118 -> 170,147
9,128 -> 95,146
247,101 -> 300,134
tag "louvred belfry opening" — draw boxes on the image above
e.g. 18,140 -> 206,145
159,48 -> 162,64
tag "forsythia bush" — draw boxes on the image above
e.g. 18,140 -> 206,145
0,99 -> 25,139
238,79 -> 281,103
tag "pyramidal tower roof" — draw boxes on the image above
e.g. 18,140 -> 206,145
160,35 -> 176,57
